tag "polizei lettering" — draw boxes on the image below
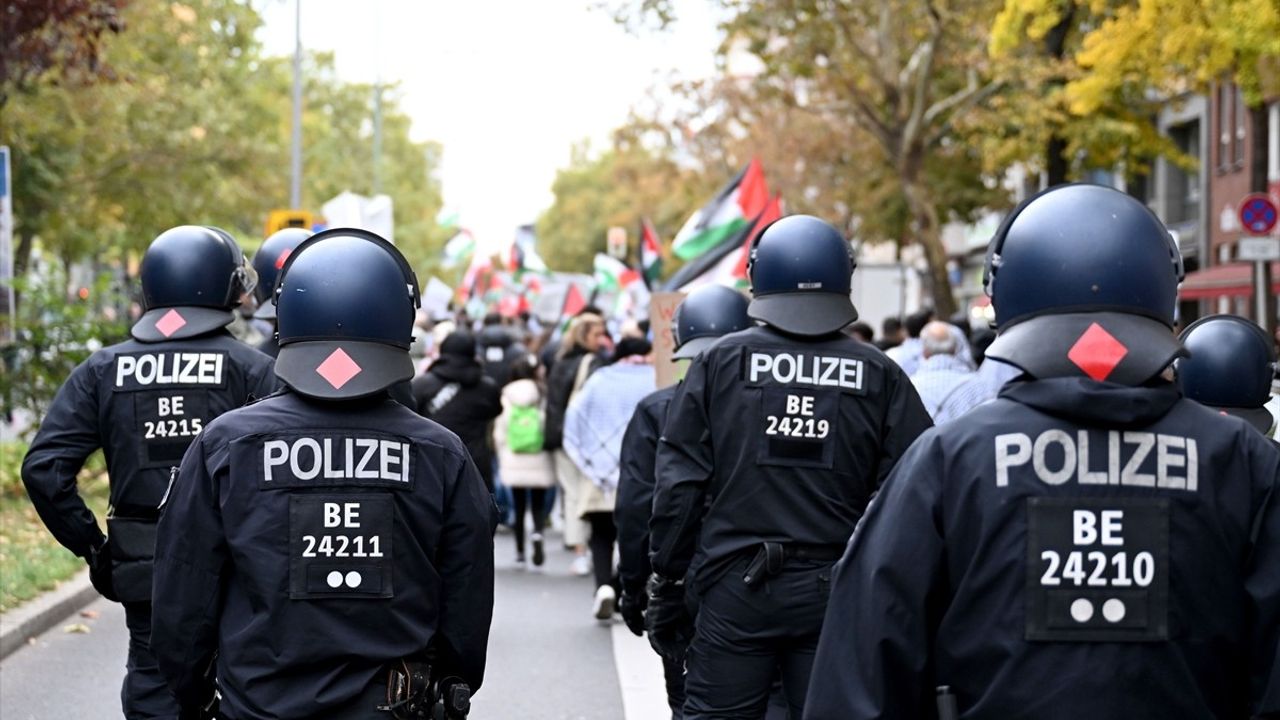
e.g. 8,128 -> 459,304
115,352 -> 226,389
748,352 -> 864,391
994,430 -> 1198,491
264,437 -> 411,485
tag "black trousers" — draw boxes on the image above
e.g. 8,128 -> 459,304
681,560 -> 832,719
511,487 -> 548,556
585,511 -> 617,589
664,655 -> 687,719
122,600 -> 181,719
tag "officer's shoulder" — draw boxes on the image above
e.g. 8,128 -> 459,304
638,384 -> 678,413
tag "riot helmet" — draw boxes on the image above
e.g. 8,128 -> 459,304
747,215 -> 857,336
252,227 -> 313,319
132,225 -> 257,343
983,184 -> 1186,384
274,228 -> 420,400
1176,314 -> 1276,433
673,285 -> 752,360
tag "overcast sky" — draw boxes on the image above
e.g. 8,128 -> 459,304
257,0 -> 722,252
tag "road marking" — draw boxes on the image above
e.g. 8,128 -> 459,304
611,622 -> 674,719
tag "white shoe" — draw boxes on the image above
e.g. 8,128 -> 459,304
593,585 -> 616,620
570,554 -> 591,577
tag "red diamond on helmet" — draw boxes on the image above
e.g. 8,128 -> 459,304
155,309 -> 187,338
274,248 -> 292,269
1067,322 -> 1129,381
315,348 -> 362,390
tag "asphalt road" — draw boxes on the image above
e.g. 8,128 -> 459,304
0,529 -> 667,719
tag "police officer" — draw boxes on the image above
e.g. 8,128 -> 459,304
617,284 -> 753,719
152,228 -> 496,720
250,227 -> 313,358
1176,313 -> 1276,437
21,225 -> 277,719
803,184 -> 1280,719
647,215 -> 933,719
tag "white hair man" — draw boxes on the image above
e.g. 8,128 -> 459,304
910,321 -> 975,420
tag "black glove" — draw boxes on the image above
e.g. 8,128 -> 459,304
644,574 -> 694,662
620,589 -> 647,637
87,538 -> 119,602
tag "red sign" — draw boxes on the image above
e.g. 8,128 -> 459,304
1238,193 -> 1279,236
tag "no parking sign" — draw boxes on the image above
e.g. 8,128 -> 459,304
1238,193 -> 1279,236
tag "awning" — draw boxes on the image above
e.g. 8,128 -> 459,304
1179,261 -> 1280,300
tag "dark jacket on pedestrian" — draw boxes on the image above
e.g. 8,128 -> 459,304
412,333 -> 503,491
543,347 -> 601,451
477,324 -> 525,387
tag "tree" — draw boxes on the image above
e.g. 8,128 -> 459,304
2,0 -> 447,294
1066,0 -> 1280,193
537,132 -> 711,274
701,0 -> 1006,316
0,0 -> 126,107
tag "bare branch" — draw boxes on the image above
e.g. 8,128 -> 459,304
924,79 -> 1005,145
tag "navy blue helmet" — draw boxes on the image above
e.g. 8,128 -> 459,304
274,228 -> 420,400
132,225 -> 257,343
747,215 -> 857,336
252,227 -> 313,320
983,184 -> 1186,385
673,285 -> 752,360
1176,314 -> 1275,434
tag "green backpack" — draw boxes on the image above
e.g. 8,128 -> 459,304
507,404 -> 544,454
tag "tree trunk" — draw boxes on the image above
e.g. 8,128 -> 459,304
1046,135 -> 1070,187
1042,5 -> 1076,187
900,176 -> 957,318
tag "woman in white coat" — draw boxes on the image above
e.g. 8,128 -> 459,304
495,355 -> 556,568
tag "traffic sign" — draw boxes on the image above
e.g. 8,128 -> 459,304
1238,193 -> 1279,236
1238,237 -> 1280,262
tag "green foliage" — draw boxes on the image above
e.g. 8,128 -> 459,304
537,135 -> 711,274
0,463 -> 109,612
2,0 -> 446,279
0,266 -> 128,432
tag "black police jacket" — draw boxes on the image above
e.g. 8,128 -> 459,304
616,384 -> 677,596
152,389 -> 496,719
649,325 -> 932,591
803,378 -> 1280,720
21,330 -> 277,558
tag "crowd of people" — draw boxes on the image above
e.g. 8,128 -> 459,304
15,188 -> 1280,720
404,306 -> 658,621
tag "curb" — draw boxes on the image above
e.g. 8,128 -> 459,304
0,569 -> 100,660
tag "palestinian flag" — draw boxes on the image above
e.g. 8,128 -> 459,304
640,219 -> 663,289
593,253 -> 641,292
442,230 -> 475,269
664,193 -> 785,292
731,193 -> 784,283
672,157 -> 769,260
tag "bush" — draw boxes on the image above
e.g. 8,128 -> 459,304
0,267 -> 128,439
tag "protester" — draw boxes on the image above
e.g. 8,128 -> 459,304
543,314 -> 606,575
495,354 -> 557,567
846,321 -> 875,343
478,312 -> 527,386
910,320 -> 976,419
885,308 -> 934,374
412,331 -> 503,491
564,336 -> 655,619
875,316 -> 905,350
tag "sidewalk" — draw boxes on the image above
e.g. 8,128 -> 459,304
0,569 -> 98,660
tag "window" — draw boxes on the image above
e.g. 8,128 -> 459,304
1166,121 -> 1200,224
1233,85 -> 1247,166
1218,83 -> 1232,170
